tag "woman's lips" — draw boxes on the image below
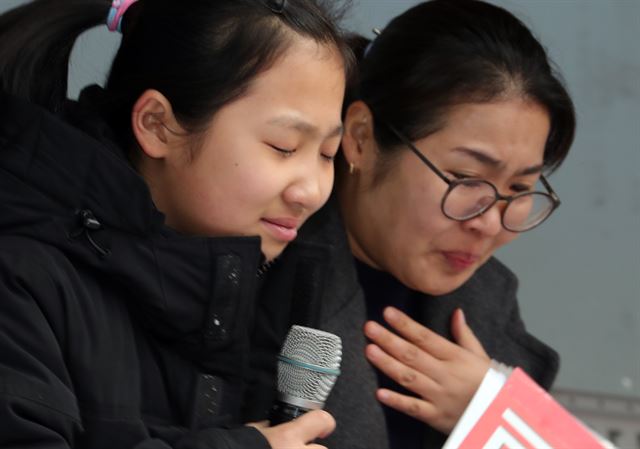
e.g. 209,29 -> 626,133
261,218 -> 299,242
442,251 -> 480,271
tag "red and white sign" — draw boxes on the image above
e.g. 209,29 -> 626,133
444,368 -> 608,449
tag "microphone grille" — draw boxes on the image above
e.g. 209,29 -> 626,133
277,325 -> 342,405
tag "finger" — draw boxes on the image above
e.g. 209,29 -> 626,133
376,388 -> 438,424
365,343 -> 440,396
382,307 -> 457,359
364,320 -> 440,377
245,420 -> 269,429
285,409 -> 336,442
450,308 -> 489,358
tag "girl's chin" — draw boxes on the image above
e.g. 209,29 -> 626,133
261,243 -> 286,263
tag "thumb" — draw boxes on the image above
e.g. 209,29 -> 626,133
451,308 -> 488,358
285,409 -> 336,442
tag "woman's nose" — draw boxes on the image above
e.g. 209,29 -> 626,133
461,201 -> 505,237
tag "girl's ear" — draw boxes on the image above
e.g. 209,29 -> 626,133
131,89 -> 181,159
342,100 -> 376,171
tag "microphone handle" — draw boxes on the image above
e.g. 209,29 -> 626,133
269,400 -> 311,425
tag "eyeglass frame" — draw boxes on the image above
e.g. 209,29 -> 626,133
383,122 -> 561,233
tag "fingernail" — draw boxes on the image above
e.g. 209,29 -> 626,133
458,308 -> 466,324
366,344 -> 383,360
384,307 -> 398,321
364,321 -> 380,338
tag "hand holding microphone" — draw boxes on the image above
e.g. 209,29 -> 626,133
270,325 -> 342,424
258,409 -> 336,449
255,325 -> 343,448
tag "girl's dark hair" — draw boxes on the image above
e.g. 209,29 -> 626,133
0,0 -> 353,154
347,0 -> 575,175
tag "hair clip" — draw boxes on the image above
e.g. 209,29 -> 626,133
364,28 -> 382,58
107,0 -> 138,33
266,0 -> 286,14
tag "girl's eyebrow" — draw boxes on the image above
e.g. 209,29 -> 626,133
268,115 -> 343,139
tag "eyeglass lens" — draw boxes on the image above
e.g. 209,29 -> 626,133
444,180 -> 555,231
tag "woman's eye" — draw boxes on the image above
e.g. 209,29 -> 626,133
269,145 -> 296,157
449,171 -> 472,180
511,183 -> 532,193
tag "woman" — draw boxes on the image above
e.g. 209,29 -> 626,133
299,1 -> 576,448
0,0 -> 352,447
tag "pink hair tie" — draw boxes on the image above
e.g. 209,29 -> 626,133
106,0 -> 138,33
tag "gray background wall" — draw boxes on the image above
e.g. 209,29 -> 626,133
1,0 -> 638,399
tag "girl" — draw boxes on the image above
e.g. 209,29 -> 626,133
0,0 -> 351,447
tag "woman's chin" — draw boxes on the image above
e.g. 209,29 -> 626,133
409,269 -> 476,297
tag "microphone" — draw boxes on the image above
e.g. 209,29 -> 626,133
269,325 -> 342,425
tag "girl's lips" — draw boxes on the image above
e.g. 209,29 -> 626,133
261,218 -> 299,242
442,251 -> 480,271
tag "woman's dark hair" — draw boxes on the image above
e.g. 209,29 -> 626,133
0,0 -> 353,154
346,0 -> 576,176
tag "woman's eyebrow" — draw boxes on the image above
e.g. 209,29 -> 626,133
452,146 -> 503,169
517,164 -> 544,176
452,147 -> 543,175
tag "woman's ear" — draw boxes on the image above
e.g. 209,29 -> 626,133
342,100 -> 375,171
131,89 -> 181,159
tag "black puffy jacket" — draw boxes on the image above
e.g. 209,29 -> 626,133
0,91 -> 330,448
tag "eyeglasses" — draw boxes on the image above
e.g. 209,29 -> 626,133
384,123 -> 561,233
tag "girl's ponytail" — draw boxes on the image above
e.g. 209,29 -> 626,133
0,0 -> 109,112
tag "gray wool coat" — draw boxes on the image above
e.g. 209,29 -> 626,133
300,199 -> 559,449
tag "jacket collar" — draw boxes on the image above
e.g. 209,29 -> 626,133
0,90 -> 264,347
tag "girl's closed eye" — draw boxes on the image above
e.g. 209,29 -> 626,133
320,147 -> 339,162
268,144 -> 296,157
321,153 -> 335,162
320,138 -> 342,162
